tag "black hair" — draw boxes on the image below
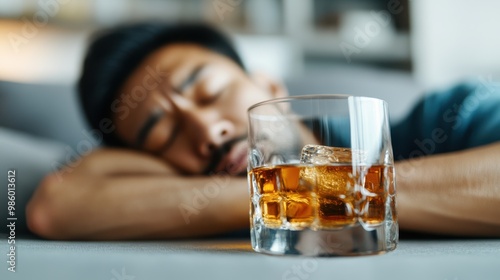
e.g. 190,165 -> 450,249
78,22 -> 245,147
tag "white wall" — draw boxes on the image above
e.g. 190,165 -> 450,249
0,22 -> 88,85
0,22 -> 298,85
411,0 -> 500,89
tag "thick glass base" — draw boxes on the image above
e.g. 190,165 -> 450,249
251,222 -> 398,256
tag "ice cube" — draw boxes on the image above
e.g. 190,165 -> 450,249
300,145 -> 354,164
299,145 -> 360,229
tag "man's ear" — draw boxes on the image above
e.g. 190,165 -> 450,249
250,72 -> 288,99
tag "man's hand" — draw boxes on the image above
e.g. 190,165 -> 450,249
26,149 -> 249,240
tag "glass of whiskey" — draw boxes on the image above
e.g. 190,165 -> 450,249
247,95 -> 397,256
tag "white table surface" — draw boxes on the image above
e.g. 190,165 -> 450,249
1,235 -> 499,280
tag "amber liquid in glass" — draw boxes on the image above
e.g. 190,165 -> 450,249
249,164 -> 396,230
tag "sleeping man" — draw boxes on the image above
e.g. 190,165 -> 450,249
26,23 -> 500,239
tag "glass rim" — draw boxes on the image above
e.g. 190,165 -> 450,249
248,94 -> 388,112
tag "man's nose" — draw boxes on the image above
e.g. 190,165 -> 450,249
183,109 -> 235,157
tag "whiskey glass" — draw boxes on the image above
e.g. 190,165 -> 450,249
247,95 -> 398,256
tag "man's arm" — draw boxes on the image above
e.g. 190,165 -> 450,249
397,141 -> 500,236
26,149 -> 249,240
27,143 -> 500,240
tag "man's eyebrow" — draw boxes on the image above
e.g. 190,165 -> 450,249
135,110 -> 164,147
176,64 -> 207,93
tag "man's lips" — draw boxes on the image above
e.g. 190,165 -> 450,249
214,140 -> 248,175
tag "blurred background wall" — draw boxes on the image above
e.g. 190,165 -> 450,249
0,0 -> 413,84
0,0 -> 499,148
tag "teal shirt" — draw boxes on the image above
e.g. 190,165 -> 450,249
310,82 -> 500,160
391,82 -> 500,160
